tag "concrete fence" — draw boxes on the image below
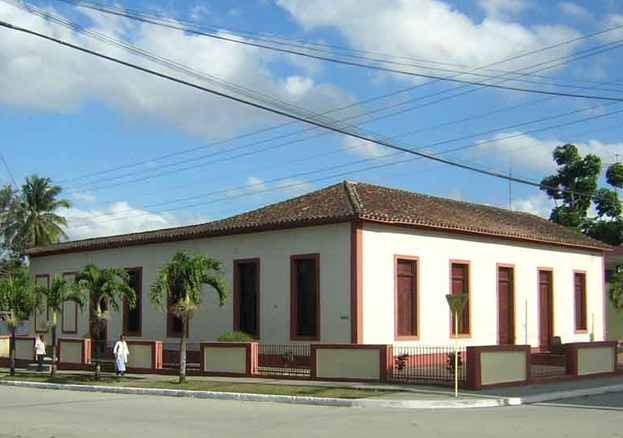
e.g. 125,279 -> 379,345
465,345 -> 530,390
310,344 -> 392,382
200,342 -> 258,376
58,338 -> 91,369
0,336 -> 9,358
566,341 -> 618,377
126,340 -> 163,372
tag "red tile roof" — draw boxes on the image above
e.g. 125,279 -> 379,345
26,181 -> 610,257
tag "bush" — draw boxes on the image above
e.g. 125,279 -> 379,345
217,331 -> 254,342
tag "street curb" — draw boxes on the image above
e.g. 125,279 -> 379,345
512,383 -> 623,405
0,380 -> 507,409
2,380 -> 622,409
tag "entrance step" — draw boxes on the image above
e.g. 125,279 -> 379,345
26,363 -> 51,372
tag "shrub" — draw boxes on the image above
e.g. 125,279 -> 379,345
217,331 -> 254,342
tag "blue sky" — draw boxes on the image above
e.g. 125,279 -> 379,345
2,0 -> 623,240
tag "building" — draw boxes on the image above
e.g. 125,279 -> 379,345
25,181 -> 610,350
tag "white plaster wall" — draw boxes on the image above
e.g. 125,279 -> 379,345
204,346 -> 247,374
59,342 -> 82,364
480,351 -> 527,385
578,346 -> 615,375
361,223 -> 605,347
0,337 -> 9,358
28,224 -> 351,344
128,344 -> 153,368
315,348 -> 380,380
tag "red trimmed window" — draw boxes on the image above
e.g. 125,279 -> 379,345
167,298 -> 186,338
234,259 -> 260,338
123,268 -> 142,336
396,258 -> 418,338
451,263 -> 470,335
574,272 -> 587,331
291,254 -> 319,340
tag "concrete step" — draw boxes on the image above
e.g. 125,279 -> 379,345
26,363 -> 51,372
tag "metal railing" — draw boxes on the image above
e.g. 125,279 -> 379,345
162,342 -> 201,370
530,352 -> 567,378
390,344 -> 466,383
257,343 -> 311,377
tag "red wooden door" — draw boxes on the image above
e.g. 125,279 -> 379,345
397,260 -> 416,336
497,267 -> 514,345
538,270 -> 553,351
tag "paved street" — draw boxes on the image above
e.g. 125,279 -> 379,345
0,386 -> 622,438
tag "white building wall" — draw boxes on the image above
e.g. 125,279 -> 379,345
28,223 -> 352,344
361,222 -> 605,347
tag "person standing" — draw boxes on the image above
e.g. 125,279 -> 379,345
34,335 -> 46,372
113,335 -> 129,376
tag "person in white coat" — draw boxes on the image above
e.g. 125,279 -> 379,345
113,335 -> 129,376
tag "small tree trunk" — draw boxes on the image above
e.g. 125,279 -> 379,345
9,326 -> 16,376
94,339 -> 102,381
51,324 -> 57,378
179,318 -> 187,384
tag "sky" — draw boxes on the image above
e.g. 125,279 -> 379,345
2,0 -> 623,241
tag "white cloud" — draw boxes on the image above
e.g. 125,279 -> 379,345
341,135 -> 386,159
559,2 -> 591,22
474,132 -> 623,173
510,193 -> 552,218
600,14 -> 623,43
62,202 -> 206,240
71,191 -> 98,203
0,3 -> 354,140
275,178 -> 313,196
478,0 -> 531,19
277,0 -> 580,83
247,176 -> 267,192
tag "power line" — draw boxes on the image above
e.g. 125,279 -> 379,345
52,0 -> 623,93
0,149 -> 18,189
2,20 -> 620,192
9,0 -> 623,191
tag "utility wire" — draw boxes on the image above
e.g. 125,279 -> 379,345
52,0 -> 623,93
7,1 -> 623,188
2,20 -> 621,192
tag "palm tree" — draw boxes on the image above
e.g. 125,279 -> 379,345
38,275 -> 87,377
0,267 -> 39,376
75,264 -> 136,380
4,175 -> 71,255
150,251 -> 228,384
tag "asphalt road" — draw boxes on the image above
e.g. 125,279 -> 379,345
0,386 -> 622,438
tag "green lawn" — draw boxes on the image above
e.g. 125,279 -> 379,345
0,373 -> 395,399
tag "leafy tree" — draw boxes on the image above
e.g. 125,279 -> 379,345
2,175 -> 72,257
608,268 -> 623,312
38,275 -> 87,377
540,144 -> 623,245
74,264 -> 136,380
0,267 -> 39,376
150,251 -> 228,384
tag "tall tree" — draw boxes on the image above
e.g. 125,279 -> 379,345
540,144 -> 623,245
150,251 -> 228,384
0,267 -> 39,376
3,175 -> 72,256
74,264 -> 136,380
38,275 -> 87,377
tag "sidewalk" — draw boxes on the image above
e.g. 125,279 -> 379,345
1,369 -> 622,409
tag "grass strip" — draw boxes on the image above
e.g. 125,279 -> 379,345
0,373 -> 396,399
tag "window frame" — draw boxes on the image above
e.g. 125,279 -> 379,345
449,260 -> 471,338
574,270 -> 588,333
394,256 -> 419,340
123,267 -> 142,337
61,272 -> 78,335
34,274 -> 50,333
233,258 -> 261,339
290,253 -> 320,341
